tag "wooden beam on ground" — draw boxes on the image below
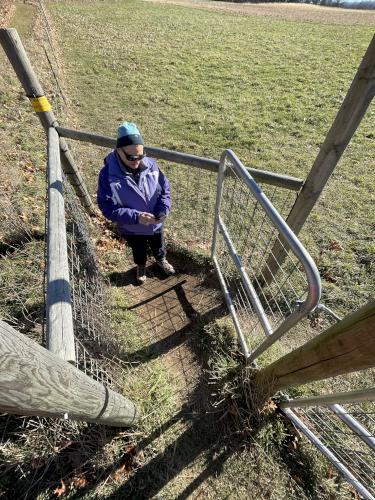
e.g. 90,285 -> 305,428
0,320 -> 139,427
260,35 -> 375,285
256,300 -> 375,396
0,28 -> 95,215
46,127 -> 75,362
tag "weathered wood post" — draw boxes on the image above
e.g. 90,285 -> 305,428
0,320 -> 139,427
47,127 -> 75,362
260,35 -> 375,285
256,300 -> 375,398
0,28 -> 95,216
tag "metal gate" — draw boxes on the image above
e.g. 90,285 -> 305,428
281,389 -> 375,500
211,149 -> 321,362
210,149 -> 375,499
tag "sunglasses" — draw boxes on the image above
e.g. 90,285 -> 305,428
124,153 -> 146,162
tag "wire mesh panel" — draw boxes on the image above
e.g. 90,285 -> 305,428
63,177 -> 121,389
278,303 -> 375,499
161,161 -> 217,255
212,149 -> 321,360
284,404 -> 375,499
161,160 -> 298,258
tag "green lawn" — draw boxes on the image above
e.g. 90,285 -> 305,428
48,0 -> 374,315
47,0 -> 373,177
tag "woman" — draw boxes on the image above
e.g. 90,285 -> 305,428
97,122 -> 175,284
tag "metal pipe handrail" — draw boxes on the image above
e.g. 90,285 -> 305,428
55,126 -> 304,191
218,216 -> 273,337
212,255 -> 250,358
330,404 -> 375,452
283,407 -> 375,500
217,149 -> 321,363
279,387 -> 375,409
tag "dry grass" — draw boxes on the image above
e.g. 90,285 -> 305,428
0,0 -> 15,28
146,0 -> 375,25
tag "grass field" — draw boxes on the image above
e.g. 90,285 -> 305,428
0,0 -> 374,497
48,0 -> 374,315
49,1 -> 374,496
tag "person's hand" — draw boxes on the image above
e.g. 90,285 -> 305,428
139,212 -> 157,225
155,213 -> 167,223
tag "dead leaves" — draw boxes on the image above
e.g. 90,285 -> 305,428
53,475 -> 88,497
328,240 -> 343,252
70,475 -> 88,490
309,315 -> 325,329
31,456 -> 46,470
322,270 -> 339,283
263,399 -> 278,413
109,443 -> 138,483
21,160 -> 39,184
51,444 -> 140,496
318,239 -> 343,284
110,463 -> 128,483
54,480 -> 66,497
93,227 -> 124,264
53,439 -> 77,453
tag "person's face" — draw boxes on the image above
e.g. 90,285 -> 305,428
117,144 -> 144,169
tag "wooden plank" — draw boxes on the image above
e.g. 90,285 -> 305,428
256,300 -> 375,395
55,126 -> 304,191
259,35 -> 375,285
0,320 -> 138,427
0,28 -> 95,215
46,127 -> 76,362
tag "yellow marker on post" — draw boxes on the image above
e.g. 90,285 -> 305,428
29,96 -> 52,112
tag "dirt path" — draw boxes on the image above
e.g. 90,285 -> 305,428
146,0 -> 375,25
110,250 -> 224,398
103,246 -> 234,498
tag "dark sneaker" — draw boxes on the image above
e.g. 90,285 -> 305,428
136,265 -> 146,284
156,258 -> 175,276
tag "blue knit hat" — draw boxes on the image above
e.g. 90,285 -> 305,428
116,122 -> 144,148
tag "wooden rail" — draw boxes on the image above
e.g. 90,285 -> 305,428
55,126 -> 304,191
46,127 -> 75,362
0,320 -> 139,427
0,28 -> 95,215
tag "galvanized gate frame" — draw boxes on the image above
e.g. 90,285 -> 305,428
279,307 -> 375,500
281,389 -> 375,500
211,148 -> 321,362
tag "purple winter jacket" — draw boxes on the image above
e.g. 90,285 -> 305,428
97,151 -> 171,236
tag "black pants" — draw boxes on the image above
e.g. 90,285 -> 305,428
125,230 -> 166,266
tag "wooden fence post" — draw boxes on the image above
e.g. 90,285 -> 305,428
0,320 -> 139,427
46,127 -> 75,362
256,300 -> 375,398
260,35 -> 375,285
0,28 -> 96,216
